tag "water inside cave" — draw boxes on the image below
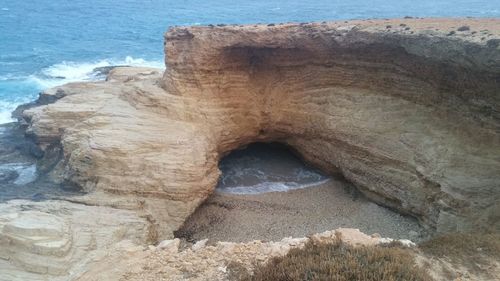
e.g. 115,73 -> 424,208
216,142 -> 330,194
181,142 -> 426,242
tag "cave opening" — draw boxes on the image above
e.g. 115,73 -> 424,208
175,142 -> 426,243
216,142 -> 330,194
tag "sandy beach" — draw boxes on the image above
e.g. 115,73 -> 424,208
176,178 -> 427,243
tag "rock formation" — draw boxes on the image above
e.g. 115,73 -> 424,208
76,228 -> 414,281
0,200 -> 148,281
20,18 -> 500,241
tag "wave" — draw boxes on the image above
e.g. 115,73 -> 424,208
0,56 -> 164,124
0,74 -> 25,81
0,99 -> 30,124
217,178 -> 331,194
28,56 -> 165,89
0,102 -> 16,124
217,157 -> 331,194
0,163 -> 38,185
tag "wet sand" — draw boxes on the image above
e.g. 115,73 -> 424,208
175,178 -> 427,243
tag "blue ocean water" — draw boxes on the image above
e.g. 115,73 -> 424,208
0,0 -> 499,123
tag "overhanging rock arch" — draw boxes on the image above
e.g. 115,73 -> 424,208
23,19 -> 500,239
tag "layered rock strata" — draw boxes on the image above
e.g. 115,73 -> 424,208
21,18 -> 500,238
0,200 -> 148,281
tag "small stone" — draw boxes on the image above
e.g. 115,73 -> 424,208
158,238 -> 180,253
192,239 -> 208,252
378,238 -> 394,244
398,239 -> 416,247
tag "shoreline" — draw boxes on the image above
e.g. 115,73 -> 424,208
1,17 -> 499,280
176,178 -> 427,243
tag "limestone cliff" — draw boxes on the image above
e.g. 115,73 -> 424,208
22,18 -> 500,238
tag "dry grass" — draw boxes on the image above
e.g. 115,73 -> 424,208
419,232 -> 500,271
240,238 -> 432,281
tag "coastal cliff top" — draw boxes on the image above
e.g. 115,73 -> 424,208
168,18 -> 500,45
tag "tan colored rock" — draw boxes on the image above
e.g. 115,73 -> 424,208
0,200 -> 148,281
157,238 -> 180,253
311,228 -> 379,246
21,18 -> 500,240
78,228 -> 413,281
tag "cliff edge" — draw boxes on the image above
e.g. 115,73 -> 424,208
21,18 -> 500,239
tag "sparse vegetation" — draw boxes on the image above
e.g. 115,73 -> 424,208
227,261 -> 251,280
240,238 -> 432,281
419,232 -> 500,271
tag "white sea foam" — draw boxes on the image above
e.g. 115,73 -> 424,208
14,164 -> 37,185
0,100 -> 21,124
28,56 -> 164,89
0,74 -> 23,81
0,163 -> 38,185
0,56 -> 164,124
217,178 -> 330,194
216,145 -> 332,194
0,110 -> 13,124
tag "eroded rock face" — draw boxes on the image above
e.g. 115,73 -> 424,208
21,19 -> 500,237
0,200 -> 148,280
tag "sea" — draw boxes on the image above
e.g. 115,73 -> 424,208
0,0 -> 498,192
1,0 -> 499,124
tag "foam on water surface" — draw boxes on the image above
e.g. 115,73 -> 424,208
216,143 -> 330,194
29,56 -> 165,89
1,0 -> 499,125
0,163 -> 37,185
0,56 -> 164,124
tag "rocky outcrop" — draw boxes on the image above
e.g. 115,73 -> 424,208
0,200 -> 148,281
76,228 -> 414,281
21,18 -> 500,238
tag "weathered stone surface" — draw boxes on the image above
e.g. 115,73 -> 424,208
77,228 -> 409,281
0,200 -> 148,281
21,18 -> 500,239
